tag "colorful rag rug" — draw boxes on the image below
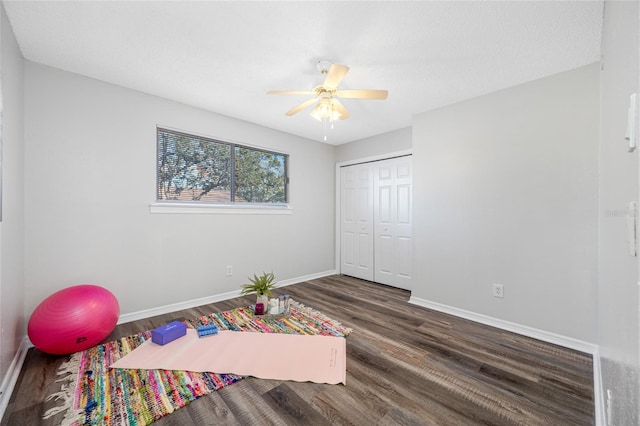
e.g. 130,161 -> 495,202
44,300 -> 352,426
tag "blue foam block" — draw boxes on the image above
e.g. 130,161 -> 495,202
197,324 -> 219,338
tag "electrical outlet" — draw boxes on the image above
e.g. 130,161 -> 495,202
492,284 -> 504,298
226,265 -> 233,276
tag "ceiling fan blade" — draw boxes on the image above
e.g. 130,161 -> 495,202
332,99 -> 351,120
267,90 -> 316,96
335,89 -> 388,100
323,64 -> 349,90
285,98 -> 318,116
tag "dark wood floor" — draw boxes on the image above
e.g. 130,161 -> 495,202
2,275 -> 594,425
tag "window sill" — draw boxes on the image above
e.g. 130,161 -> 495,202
149,202 -> 293,215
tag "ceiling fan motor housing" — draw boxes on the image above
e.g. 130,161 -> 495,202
317,60 -> 333,74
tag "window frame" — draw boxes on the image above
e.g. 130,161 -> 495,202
152,127 -> 292,215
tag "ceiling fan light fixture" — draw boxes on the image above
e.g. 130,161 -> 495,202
310,99 -> 341,122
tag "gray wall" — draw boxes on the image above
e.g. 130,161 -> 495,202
0,3 -> 25,397
23,62 -> 336,316
336,127 -> 411,163
412,64 -> 599,343
598,1 -> 640,424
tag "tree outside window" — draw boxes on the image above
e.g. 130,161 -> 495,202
157,128 -> 288,204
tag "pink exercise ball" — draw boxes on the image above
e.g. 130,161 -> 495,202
28,284 -> 119,355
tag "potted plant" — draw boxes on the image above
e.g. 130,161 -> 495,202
240,272 -> 277,310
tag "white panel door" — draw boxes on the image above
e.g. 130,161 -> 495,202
393,157 -> 413,289
340,164 -> 374,281
374,160 -> 395,285
374,156 -> 413,290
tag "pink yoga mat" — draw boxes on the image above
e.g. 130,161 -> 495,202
109,329 -> 347,385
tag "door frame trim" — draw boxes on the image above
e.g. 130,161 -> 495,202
335,150 -> 413,277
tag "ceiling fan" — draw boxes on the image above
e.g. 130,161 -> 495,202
267,60 -> 388,123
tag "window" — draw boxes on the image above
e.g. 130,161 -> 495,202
157,128 -> 288,205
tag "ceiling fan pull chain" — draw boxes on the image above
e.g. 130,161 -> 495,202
324,118 -> 328,141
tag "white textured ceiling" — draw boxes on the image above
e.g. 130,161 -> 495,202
3,1 -> 603,145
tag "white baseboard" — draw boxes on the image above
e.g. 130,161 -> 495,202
274,270 -> 336,288
408,296 -> 598,353
118,270 -> 336,324
408,296 -> 604,425
592,347 -> 605,426
0,337 -> 31,421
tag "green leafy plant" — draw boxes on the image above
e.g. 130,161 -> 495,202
240,272 -> 277,297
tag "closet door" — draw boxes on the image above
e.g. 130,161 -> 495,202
374,157 -> 413,290
340,163 -> 374,281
